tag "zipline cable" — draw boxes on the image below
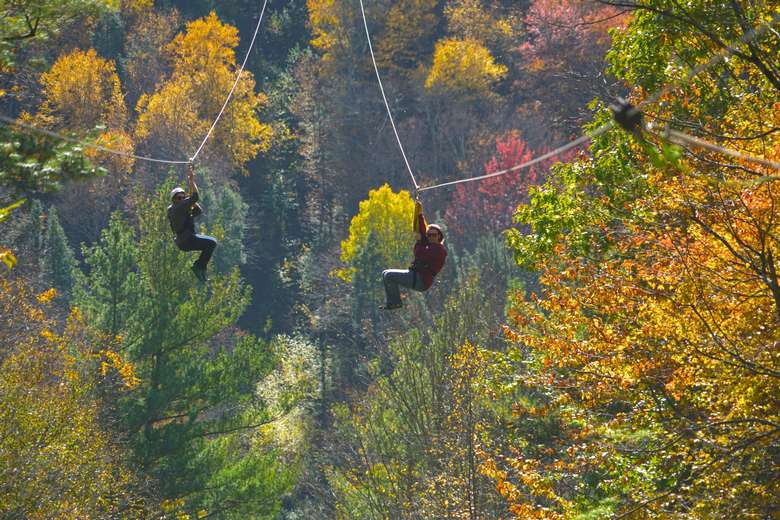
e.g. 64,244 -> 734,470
190,0 -> 269,162
416,12 -> 780,192
417,127 -> 610,192
358,0 -> 419,190
650,126 -> 780,171
0,114 -> 191,165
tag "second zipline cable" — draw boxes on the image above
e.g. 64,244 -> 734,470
358,0 -> 419,190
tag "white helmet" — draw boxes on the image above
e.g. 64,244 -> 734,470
170,187 -> 186,200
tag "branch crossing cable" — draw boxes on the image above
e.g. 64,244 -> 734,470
0,114 -> 190,165
358,0 -> 419,190
190,0 -> 270,162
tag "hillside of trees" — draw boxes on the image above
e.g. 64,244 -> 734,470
1,0 -> 778,518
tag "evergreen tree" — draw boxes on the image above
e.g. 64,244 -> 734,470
43,207 -> 78,296
77,182 -> 293,518
351,230 -> 384,326
203,181 -> 249,274
74,212 -> 140,337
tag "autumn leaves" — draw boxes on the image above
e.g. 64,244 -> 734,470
24,9 -> 272,174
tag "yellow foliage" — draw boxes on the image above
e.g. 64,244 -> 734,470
375,0 -> 438,76
38,48 -> 127,131
136,11 -> 273,169
444,0 -> 514,46
335,184 -> 415,282
135,80 -> 208,160
0,278 -> 142,516
120,0 -> 152,14
167,11 -> 239,78
86,129 -> 136,173
307,0 -> 340,52
425,38 -> 507,96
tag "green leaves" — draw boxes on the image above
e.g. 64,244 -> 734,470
0,125 -> 106,194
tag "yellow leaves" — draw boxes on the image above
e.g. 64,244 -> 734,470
307,0 -> 340,52
86,129 -> 136,173
336,184 -> 415,281
37,288 -> 57,304
136,11 -> 272,169
167,11 -> 239,77
0,249 -> 16,269
135,80 -> 207,158
38,48 -> 126,131
425,38 -> 507,97
100,349 -> 140,388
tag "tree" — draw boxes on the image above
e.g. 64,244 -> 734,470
74,181 -> 293,518
135,11 -> 273,172
36,48 -> 127,132
335,183 -> 415,283
499,1 -> 780,516
444,132 -> 575,242
513,0 -> 628,139
425,38 -> 507,99
0,0 -> 115,67
74,211 -> 140,337
375,0 -> 439,80
42,206 -> 78,296
329,278 -> 509,518
0,277 -> 144,518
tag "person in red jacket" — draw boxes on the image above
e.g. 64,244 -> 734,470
381,198 -> 447,310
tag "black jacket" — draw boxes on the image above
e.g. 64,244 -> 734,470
167,191 -> 202,243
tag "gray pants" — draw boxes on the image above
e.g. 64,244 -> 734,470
382,269 -> 425,306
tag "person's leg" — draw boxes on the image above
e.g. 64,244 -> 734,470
382,269 -> 415,308
191,234 -> 217,270
177,234 -> 217,281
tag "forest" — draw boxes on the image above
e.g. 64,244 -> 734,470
1,0 -> 778,518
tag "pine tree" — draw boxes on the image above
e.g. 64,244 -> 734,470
43,207 -> 78,296
74,212 -> 140,337
76,182 -> 293,518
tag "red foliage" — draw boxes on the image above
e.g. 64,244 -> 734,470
445,132 -> 578,241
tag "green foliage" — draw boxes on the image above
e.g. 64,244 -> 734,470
42,207 -> 78,295
507,113 -> 646,269
0,0 -> 117,67
74,211 -> 139,336
330,277 -> 509,518
74,181 -> 293,518
0,126 -> 106,195
199,173 -> 249,273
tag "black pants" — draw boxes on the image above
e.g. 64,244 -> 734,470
176,234 -> 217,269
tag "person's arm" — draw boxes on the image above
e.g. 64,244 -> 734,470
413,199 -> 427,242
185,166 -> 200,206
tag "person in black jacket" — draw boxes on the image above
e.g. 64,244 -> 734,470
167,167 -> 217,282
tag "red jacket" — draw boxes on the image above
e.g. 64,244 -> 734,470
411,211 -> 447,290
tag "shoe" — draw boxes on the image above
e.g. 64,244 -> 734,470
380,303 -> 403,310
